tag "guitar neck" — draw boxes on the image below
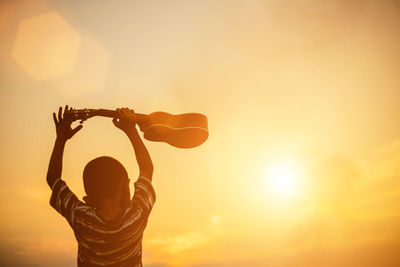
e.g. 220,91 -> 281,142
96,109 -> 148,124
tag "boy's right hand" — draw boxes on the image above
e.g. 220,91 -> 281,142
113,108 -> 137,134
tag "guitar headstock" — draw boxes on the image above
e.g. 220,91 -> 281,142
64,108 -> 97,123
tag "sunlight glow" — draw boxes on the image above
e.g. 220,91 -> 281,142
211,215 -> 220,224
264,160 -> 301,198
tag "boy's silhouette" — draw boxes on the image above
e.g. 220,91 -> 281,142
47,106 -> 155,266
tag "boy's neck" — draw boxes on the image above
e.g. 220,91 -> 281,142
97,201 -> 124,222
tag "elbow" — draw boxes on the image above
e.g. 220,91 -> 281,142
46,176 -> 53,187
46,174 -> 57,188
140,165 -> 154,179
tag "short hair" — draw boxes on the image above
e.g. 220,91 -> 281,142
83,156 -> 128,199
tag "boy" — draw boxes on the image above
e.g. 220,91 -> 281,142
47,106 -> 155,266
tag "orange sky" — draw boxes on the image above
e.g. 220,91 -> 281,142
1,0 -> 400,266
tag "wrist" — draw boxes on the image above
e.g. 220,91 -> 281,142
55,137 -> 67,144
124,125 -> 138,134
125,127 -> 140,138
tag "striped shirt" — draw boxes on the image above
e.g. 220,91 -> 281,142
50,176 -> 156,267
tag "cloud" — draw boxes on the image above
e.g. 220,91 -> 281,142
285,137 -> 400,263
308,152 -> 361,203
0,236 -> 76,267
148,232 -> 212,255
186,240 -> 400,267
145,264 -> 170,267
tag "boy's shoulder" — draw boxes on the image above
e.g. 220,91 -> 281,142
50,176 -> 156,230
74,199 -> 143,227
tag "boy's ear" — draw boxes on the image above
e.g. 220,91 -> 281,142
119,179 -> 131,209
83,196 -> 91,204
83,196 -> 97,208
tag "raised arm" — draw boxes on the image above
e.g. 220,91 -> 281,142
113,108 -> 154,180
46,105 -> 83,188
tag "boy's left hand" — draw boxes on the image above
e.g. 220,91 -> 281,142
53,105 -> 83,142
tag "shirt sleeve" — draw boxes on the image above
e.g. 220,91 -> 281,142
132,176 -> 156,216
49,178 -> 82,228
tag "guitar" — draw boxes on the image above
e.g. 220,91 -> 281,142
64,108 -> 208,148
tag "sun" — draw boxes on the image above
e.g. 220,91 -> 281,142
263,160 -> 301,198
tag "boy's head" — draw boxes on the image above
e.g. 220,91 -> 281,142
83,156 -> 130,208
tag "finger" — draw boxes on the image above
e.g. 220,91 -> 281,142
122,108 -> 129,117
71,124 -> 83,136
112,117 -> 119,126
58,106 -> 62,121
53,112 -> 58,125
63,105 -> 68,117
117,108 -> 123,118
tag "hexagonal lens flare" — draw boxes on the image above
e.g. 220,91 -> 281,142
12,12 -> 81,80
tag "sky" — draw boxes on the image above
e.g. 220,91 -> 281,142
1,0 -> 400,266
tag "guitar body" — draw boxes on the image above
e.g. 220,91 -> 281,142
65,109 -> 209,148
142,112 -> 209,148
